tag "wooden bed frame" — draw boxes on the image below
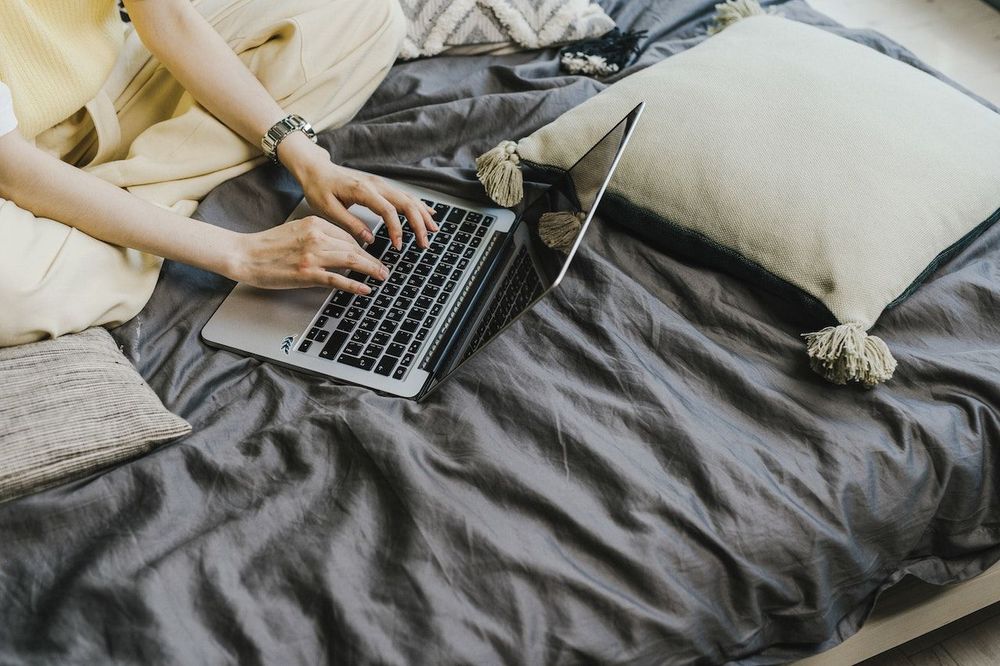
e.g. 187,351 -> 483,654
794,561 -> 1000,664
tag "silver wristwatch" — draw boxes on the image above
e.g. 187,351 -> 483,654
261,114 -> 317,164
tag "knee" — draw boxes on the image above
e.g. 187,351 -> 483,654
347,0 -> 406,53
381,0 -> 407,51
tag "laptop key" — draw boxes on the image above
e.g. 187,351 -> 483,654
382,283 -> 399,297
415,296 -> 433,310
374,294 -> 393,308
358,318 -> 378,332
446,207 -> 466,223
368,306 -> 386,320
432,203 -> 449,222
375,355 -> 398,377
474,226 -> 487,237
339,354 -> 375,371
408,341 -> 420,354
319,331 -> 349,359
315,330 -> 329,343
337,319 -> 356,333
463,248 -> 476,259
436,293 -> 448,305
401,319 -> 419,334
422,285 -> 440,298
345,342 -> 364,356
323,304 -> 346,318
393,330 -> 412,345
393,365 -> 407,380
373,332 -> 391,346
365,236 -> 390,259
470,236 -> 482,248
378,320 -> 397,334
363,343 -> 382,358
351,330 -> 371,344
386,343 -> 406,358
401,285 -> 419,299
298,340 -> 312,353
401,353 -> 415,367
307,327 -> 320,340
415,328 -> 429,342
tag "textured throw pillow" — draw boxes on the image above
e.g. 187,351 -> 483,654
0,328 -> 191,503
398,0 -> 615,61
476,1 -> 1000,387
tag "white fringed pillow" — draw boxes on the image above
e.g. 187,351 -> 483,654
476,2 -> 1000,387
398,0 -> 615,61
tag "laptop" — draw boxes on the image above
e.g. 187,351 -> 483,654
202,103 -> 643,401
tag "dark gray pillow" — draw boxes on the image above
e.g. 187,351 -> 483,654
0,328 -> 190,503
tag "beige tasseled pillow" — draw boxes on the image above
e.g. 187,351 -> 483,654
476,2 -> 1000,387
0,328 -> 191,503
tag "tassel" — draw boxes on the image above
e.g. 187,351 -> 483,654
709,0 -> 771,34
802,322 -> 897,387
476,140 -> 525,207
539,211 -> 587,252
560,29 -> 647,78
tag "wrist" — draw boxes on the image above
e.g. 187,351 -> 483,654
207,227 -> 248,282
277,131 -> 329,181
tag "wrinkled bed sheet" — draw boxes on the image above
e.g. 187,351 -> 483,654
3,1 -> 1000,664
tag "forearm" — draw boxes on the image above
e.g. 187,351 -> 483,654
122,0 -> 326,178
0,131 -> 238,277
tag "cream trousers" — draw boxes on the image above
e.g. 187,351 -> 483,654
0,0 -> 405,347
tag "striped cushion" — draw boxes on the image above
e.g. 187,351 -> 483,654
0,327 -> 190,503
397,0 -> 614,59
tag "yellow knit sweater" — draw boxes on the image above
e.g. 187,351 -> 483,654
0,1 -> 124,139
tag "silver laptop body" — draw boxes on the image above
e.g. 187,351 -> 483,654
202,103 -> 643,401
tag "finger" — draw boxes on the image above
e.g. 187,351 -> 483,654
386,191 -> 430,248
401,197 -> 431,248
321,198 -> 373,244
308,269 -> 372,295
316,217 -> 363,245
320,247 -> 389,282
419,198 -> 438,232
359,188 -> 402,250
410,194 -> 438,233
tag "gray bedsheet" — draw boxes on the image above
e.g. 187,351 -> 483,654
3,1 -> 999,664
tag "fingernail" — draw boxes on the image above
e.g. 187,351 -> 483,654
364,231 -> 374,243
380,266 -> 389,279
359,284 -> 372,295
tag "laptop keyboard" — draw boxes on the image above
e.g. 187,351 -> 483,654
464,246 -> 543,359
296,199 -> 494,381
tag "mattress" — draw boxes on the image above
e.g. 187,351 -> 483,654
2,1 -> 999,664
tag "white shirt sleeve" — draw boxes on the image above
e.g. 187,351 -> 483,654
0,82 -> 18,138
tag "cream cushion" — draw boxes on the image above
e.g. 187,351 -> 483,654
476,11 -> 1000,386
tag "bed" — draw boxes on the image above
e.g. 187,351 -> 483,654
2,1 -> 999,663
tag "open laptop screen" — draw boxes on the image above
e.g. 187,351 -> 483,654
423,103 -> 644,396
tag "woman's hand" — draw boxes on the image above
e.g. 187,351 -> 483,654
279,135 -> 438,250
230,215 -> 388,294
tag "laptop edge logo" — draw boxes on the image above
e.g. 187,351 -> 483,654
281,335 -> 296,355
